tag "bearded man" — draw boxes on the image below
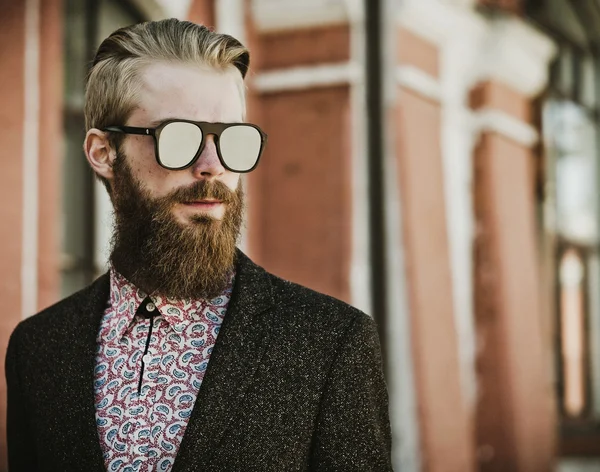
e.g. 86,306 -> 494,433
6,19 -> 392,472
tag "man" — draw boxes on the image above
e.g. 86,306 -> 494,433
6,19 -> 392,472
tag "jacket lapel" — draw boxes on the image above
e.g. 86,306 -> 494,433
172,251 -> 276,470
54,274 -> 109,470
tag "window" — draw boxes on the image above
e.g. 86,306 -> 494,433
61,0 -> 144,297
528,0 -> 600,456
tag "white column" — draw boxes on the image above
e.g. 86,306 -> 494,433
132,0 -> 193,20
346,0 -> 373,317
382,0 -> 421,469
216,0 -> 246,43
22,0 -> 41,318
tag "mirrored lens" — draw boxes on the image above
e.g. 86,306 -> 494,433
219,125 -> 262,171
158,122 -> 203,169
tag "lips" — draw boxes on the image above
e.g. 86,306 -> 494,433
183,200 -> 222,204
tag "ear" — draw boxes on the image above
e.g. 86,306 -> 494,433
84,128 -> 117,181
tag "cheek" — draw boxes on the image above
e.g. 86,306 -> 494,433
124,139 -> 172,191
226,173 -> 241,192
229,174 -> 241,192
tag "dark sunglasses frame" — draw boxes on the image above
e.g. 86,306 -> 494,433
103,119 -> 268,172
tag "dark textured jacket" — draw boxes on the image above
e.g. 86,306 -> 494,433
6,251 -> 392,471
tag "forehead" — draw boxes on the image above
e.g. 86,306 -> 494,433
131,61 -> 244,125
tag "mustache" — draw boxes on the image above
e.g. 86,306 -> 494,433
162,179 -> 237,205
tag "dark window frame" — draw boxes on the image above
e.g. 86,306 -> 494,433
61,0 -> 145,297
527,0 -> 600,457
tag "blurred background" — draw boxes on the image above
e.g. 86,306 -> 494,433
2,0 -> 600,470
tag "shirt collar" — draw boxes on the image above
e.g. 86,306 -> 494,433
106,267 -> 235,342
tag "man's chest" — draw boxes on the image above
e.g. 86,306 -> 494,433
94,307 -> 222,472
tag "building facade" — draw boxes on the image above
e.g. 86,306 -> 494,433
1,0 -> 600,470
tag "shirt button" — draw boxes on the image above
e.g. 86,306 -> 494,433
146,302 -> 156,312
143,354 -> 152,364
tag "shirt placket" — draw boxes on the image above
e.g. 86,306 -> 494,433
146,319 -> 181,469
130,299 -> 163,471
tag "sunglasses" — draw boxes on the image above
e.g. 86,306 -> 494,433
103,119 -> 268,173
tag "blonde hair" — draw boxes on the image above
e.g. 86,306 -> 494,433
85,19 -> 249,131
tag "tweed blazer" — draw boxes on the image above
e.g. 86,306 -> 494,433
6,251 -> 392,471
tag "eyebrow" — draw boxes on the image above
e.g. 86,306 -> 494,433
147,117 -> 245,127
148,117 -> 177,127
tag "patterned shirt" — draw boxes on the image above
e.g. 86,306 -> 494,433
94,269 -> 233,472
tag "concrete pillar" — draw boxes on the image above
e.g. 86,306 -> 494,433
469,17 -> 558,471
395,25 -> 476,472
472,80 -> 557,472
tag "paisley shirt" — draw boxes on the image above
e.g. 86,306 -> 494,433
94,269 -> 233,472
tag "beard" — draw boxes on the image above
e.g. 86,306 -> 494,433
109,151 -> 244,300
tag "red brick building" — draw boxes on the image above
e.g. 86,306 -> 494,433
1,0 -> 600,470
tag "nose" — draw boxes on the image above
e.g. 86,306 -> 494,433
190,134 -> 225,180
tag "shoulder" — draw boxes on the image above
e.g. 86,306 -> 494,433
269,271 -> 364,318
261,268 -> 378,346
8,274 -> 110,349
236,251 -> 375,336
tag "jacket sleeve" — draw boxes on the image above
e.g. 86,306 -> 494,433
5,324 -> 38,471
310,313 -> 393,471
